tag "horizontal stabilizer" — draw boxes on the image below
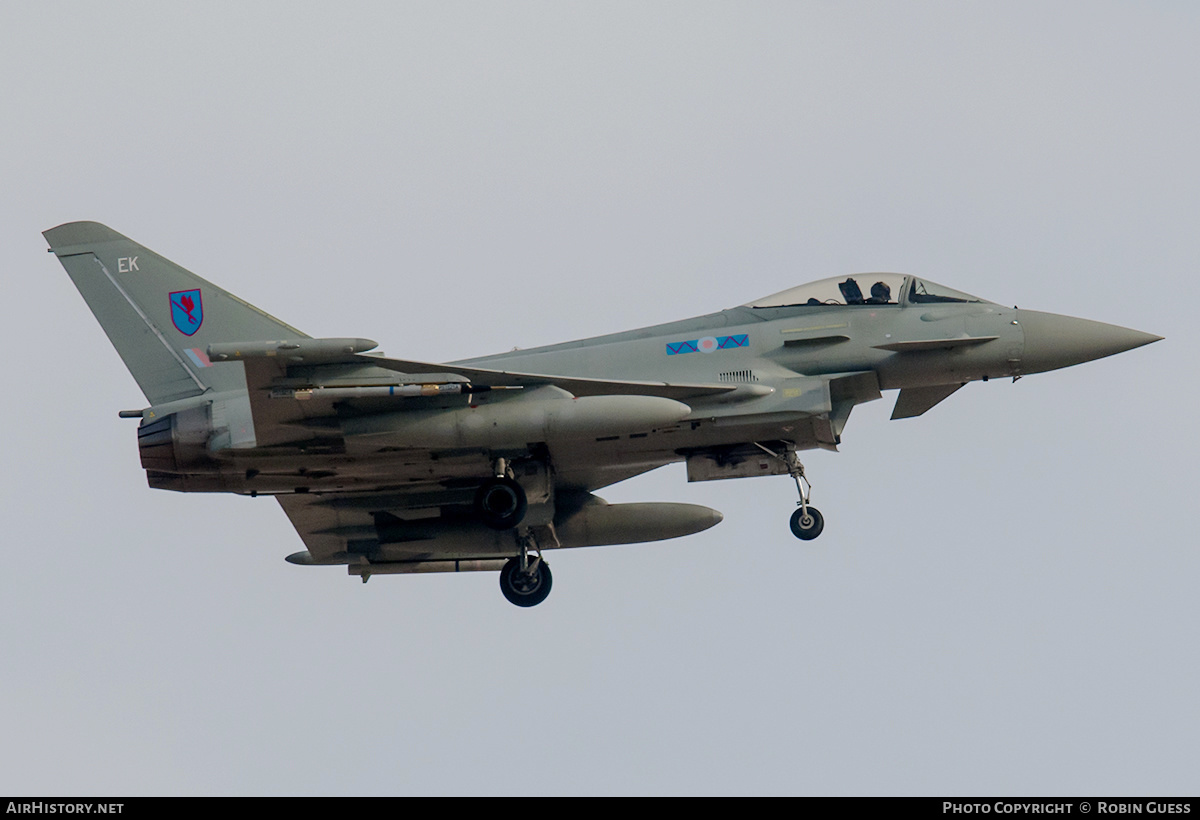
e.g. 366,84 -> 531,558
891,383 -> 965,420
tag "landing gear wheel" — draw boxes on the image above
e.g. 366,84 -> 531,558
790,506 -> 824,540
475,477 -> 527,530
499,556 -> 553,607
752,443 -> 826,542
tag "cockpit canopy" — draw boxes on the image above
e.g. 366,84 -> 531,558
744,274 -> 990,308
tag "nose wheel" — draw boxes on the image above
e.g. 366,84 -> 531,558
789,506 -> 824,540
755,443 -> 825,541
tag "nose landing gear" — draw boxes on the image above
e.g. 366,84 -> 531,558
755,443 -> 825,541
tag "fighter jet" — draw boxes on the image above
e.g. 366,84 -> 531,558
46,221 -> 1161,606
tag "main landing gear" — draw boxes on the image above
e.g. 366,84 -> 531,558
476,457 -> 553,606
756,443 -> 824,541
499,532 -> 552,607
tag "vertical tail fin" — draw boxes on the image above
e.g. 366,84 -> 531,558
45,221 -> 309,405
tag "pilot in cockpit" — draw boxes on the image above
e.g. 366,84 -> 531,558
866,280 -> 892,304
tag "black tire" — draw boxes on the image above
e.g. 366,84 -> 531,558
499,557 -> 553,607
789,506 -> 824,540
474,477 -> 528,530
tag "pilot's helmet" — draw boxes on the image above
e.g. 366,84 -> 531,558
870,281 -> 892,302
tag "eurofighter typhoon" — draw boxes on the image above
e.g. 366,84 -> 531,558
46,222 -> 1161,606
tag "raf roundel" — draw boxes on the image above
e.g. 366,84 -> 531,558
697,336 -> 718,353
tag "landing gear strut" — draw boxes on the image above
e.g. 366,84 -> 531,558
499,532 -> 552,607
756,443 -> 824,541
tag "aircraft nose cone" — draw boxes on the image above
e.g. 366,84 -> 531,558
1018,310 -> 1162,374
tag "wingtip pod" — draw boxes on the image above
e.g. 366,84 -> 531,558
208,337 -> 378,363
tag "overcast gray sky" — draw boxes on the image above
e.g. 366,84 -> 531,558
1,2 -> 1195,796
